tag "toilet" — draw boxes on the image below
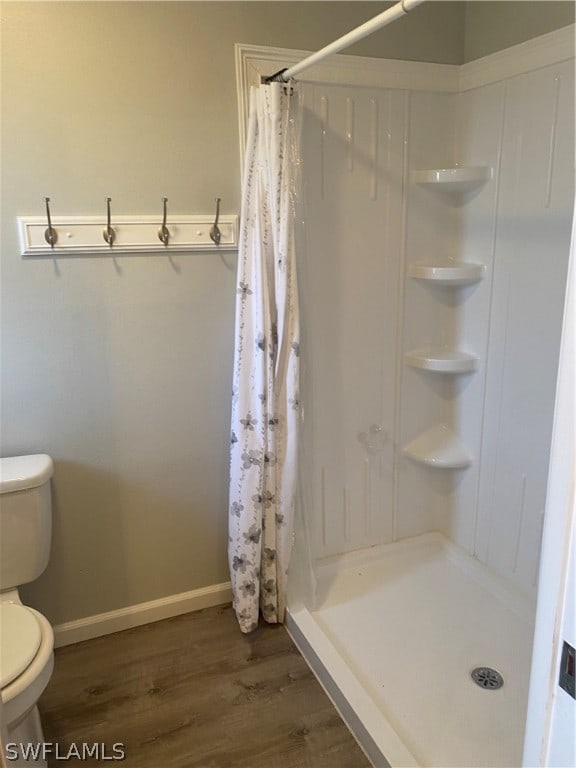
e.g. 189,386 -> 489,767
0,454 -> 54,765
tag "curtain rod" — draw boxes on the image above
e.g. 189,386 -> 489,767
265,0 -> 427,83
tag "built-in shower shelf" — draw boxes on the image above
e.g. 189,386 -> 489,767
403,424 -> 471,469
405,348 -> 478,373
411,166 -> 492,192
408,262 -> 485,285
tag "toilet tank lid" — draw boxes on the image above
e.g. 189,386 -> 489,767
0,454 -> 54,494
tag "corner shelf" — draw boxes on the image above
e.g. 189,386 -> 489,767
411,166 -> 491,193
405,348 -> 478,374
403,424 -> 471,469
408,262 -> 485,286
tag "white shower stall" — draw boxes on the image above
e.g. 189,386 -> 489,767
237,24 -> 574,768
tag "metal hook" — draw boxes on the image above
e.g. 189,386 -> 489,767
44,197 -> 58,248
103,197 -> 115,246
158,197 -> 170,246
209,197 -> 221,245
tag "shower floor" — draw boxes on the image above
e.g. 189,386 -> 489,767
287,533 -> 535,768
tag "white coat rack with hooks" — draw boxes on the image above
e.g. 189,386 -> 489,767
18,197 -> 237,257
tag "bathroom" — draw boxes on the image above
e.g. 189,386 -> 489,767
1,2 -> 575,766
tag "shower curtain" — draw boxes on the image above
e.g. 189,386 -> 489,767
228,82 -> 300,634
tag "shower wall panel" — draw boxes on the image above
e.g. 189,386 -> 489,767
471,60 -> 575,597
296,48 -> 573,583
300,84 -> 407,558
449,82 -> 506,552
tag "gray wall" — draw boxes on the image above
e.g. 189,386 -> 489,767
1,1 -> 573,626
464,1 -> 575,62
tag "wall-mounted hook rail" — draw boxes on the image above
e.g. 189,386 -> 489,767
158,197 -> 170,246
44,198 -> 58,248
103,197 -> 115,246
209,198 -> 221,245
18,213 -> 238,256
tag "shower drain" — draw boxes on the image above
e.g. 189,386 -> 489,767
471,667 -> 504,690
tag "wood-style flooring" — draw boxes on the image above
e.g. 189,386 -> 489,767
40,604 -> 371,767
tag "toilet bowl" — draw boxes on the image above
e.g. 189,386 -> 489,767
0,455 -> 54,766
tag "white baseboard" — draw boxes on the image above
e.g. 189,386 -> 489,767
53,582 -> 232,648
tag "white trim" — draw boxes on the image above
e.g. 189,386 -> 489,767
235,43 -> 459,176
53,582 -> 232,648
235,43 -> 460,92
459,24 -> 576,92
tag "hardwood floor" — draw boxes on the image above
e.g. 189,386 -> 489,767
40,604 -> 371,767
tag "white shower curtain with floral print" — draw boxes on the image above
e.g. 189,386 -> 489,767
228,82 -> 300,634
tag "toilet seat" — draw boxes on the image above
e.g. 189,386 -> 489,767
0,603 -> 42,687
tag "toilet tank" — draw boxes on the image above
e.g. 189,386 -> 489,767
0,455 -> 53,591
